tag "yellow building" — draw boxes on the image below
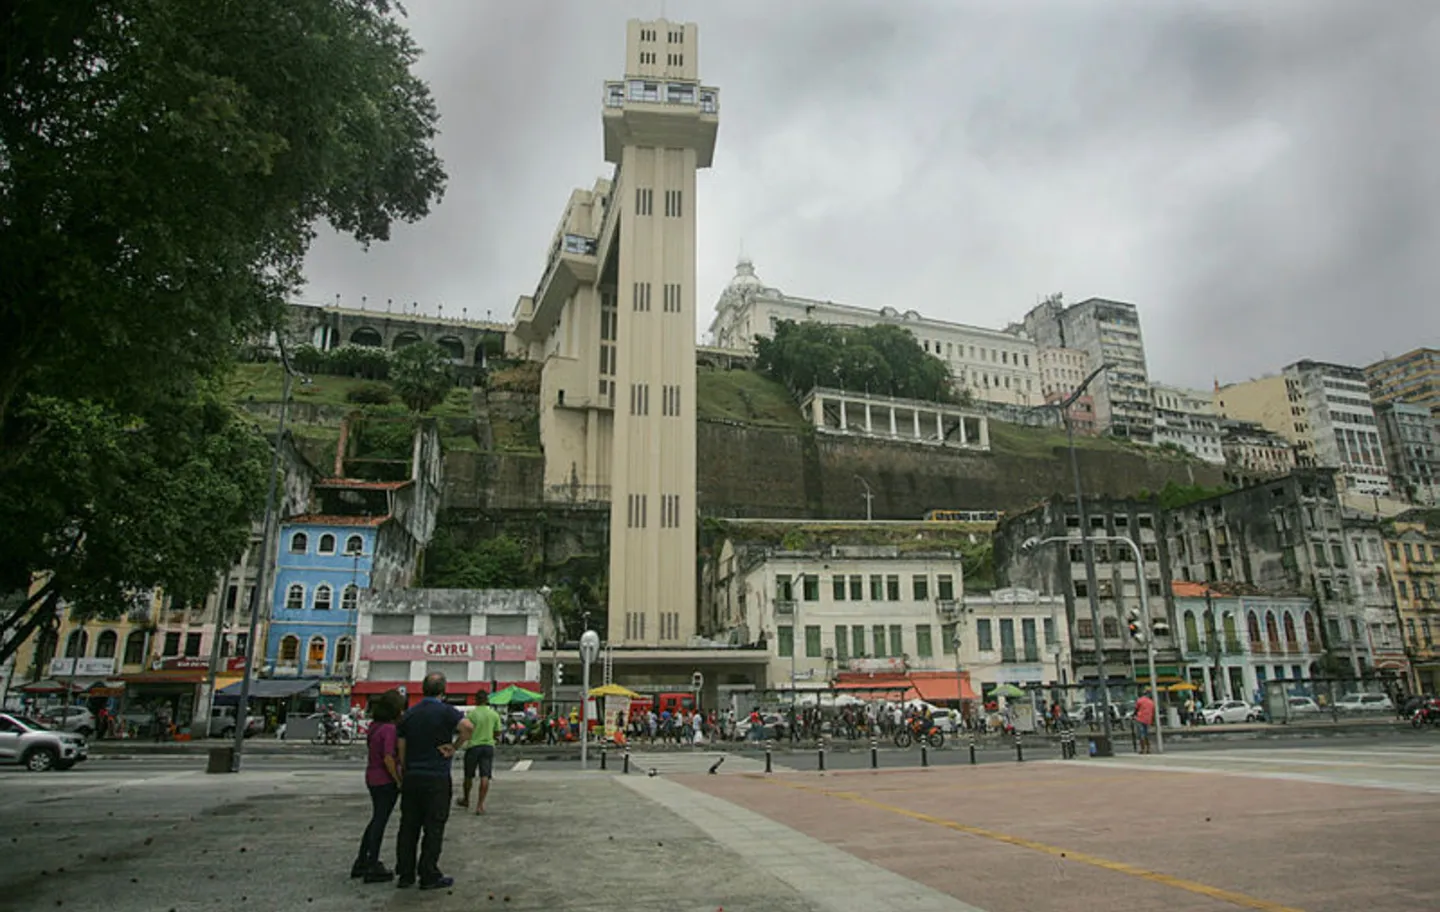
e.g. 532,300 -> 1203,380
1213,373 -> 1314,465
1384,518 -> 1440,693
1366,347 -> 1439,415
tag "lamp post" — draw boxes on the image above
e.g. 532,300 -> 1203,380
230,337 -> 296,771
1032,363 -> 1115,743
579,629 -> 599,770
1025,532 -> 1163,753
854,475 -> 874,522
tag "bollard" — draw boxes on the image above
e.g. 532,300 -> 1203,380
921,744 -> 929,768
870,738 -> 879,769
623,746 -> 631,774
968,732 -> 977,766
1014,732 -> 1023,763
601,747 -> 608,771
765,740 -> 773,774
817,740 -> 826,772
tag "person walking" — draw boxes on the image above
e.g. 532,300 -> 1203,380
1134,692 -> 1156,755
458,697 -> 503,815
395,673 -> 473,891
353,690 -> 404,883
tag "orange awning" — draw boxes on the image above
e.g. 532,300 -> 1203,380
833,672 -> 978,702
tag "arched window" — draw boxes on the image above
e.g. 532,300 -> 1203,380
341,584 -> 358,611
1223,613 -> 1239,651
350,327 -> 383,347
124,630 -> 147,665
1246,611 -> 1262,644
1283,613 -> 1299,646
1265,612 -> 1280,646
289,532 -> 308,554
313,585 -> 333,611
35,630 -> 57,668
279,635 -> 300,663
286,584 -> 305,610
1303,611 -> 1319,646
64,629 -> 89,658
345,535 -> 364,555
306,636 -> 326,670
318,534 -> 336,555
95,630 -> 118,659
335,637 -> 354,670
1182,611 -> 1199,653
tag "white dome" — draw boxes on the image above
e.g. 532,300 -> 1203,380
729,255 -> 764,289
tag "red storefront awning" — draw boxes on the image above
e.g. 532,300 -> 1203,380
832,672 -> 979,702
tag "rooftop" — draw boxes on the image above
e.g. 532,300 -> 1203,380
286,514 -> 390,527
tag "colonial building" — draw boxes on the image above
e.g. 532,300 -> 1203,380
1151,383 -> 1224,464
1172,582 -> 1326,704
800,387 -> 990,452
959,588 -> 1071,692
707,258 -> 1043,408
1019,297 -> 1154,442
355,589 -> 545,708
1383,516 -> 1440,693
1219,418 -> 1298,487
509,18 -> 717,648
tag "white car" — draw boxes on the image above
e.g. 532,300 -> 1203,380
1201,700 -> 1261,724
41,706 -> 96,737
1335,693 -> 1394,713
1286,696 -> 1321,716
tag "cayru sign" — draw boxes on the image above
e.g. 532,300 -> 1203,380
360,635 -> 537,662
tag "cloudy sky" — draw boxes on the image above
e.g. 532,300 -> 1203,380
303,0 -> 1439,390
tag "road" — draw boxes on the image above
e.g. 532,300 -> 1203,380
2,734 -> 1437,911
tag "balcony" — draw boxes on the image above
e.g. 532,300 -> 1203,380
936,599 -> 959,620
544,483 -> 611,507
775,600 -> 795,618
602,80 -> 720,167
530,233 -> 598,340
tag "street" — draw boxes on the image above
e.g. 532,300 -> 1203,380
2,733 -> 1438,911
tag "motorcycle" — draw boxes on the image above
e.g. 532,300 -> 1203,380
1410,699 -> 1440,729
894,716 -> 945,749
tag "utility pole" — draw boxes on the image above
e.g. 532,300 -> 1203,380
854,475 -> 874,522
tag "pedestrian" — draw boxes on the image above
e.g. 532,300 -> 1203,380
1134,692 -> 1156,755
353,690 -> 404,883
458,696 -> 503,815
395,673 -> 474,891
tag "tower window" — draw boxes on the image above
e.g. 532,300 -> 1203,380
630,383 -> 650,416
661,384 -> 681,417
631,281 -> 652,311
664,189 -> 683,218
663,283 -> 682,312
669,29 -> 683,43
627,494 -> 649,528
635,187 -> 653,216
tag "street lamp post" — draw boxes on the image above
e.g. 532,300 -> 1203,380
579,629 -> 599,770
230,338 -> 296,771
1025,532 -> 1163,753
854,475 -> 874,522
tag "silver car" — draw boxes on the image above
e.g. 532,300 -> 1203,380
0,713 -> 89,771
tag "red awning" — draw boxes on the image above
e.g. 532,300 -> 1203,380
833,672 -> 979,702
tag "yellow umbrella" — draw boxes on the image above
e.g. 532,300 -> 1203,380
588,683 -> 642,699
1168,681 -> 1199,692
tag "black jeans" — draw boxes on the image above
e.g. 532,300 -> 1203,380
396,775 -> 451,883
356,782 -> 399,869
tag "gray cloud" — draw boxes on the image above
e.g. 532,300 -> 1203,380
303,0 -> 1440,387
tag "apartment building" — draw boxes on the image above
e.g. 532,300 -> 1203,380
708,258 -> 1042,407
1020,297 -> 1154,441
1383,517 -> 1440,694
1216,362 -> 1389,496
1366,347 -> 1439,415
1151,383 -> 1224,464
1219,418 -> 1298,487
509,19 -> 718,646
959,588 -> 1071,691
1375,402 -> 1438,505
1037,347 -> 1096,434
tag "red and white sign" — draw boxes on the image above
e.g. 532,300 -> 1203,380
151,656 -> 248,672
360,635 -> 537,662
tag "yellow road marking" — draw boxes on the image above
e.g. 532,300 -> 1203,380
757,777 -> 1307,912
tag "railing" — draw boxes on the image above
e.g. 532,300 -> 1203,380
604,80 -> 718,114
544,483 -> 611,506
775,600 -> 796,617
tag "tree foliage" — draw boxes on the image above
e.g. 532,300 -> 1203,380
390,342 -> 453,414
755,321 -> 956,402
423,531 -> 534,591
0,0 -> 446,659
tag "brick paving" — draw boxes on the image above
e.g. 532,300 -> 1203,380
677,757 -> 1440,912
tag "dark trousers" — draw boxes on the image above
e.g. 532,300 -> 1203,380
356,782 -> 398,869
396,776 -> 451,883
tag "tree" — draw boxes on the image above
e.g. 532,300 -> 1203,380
0,0 -> 446,658
423,531 -> 533,590
390,342 -> 453,414
755,321 -> 956,402
0,392 -> 269,666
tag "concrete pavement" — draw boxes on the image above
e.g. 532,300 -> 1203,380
2,741 -> 1438,911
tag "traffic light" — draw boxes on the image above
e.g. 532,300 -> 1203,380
555,662 -> 564,686
1126,608 -> 1145,643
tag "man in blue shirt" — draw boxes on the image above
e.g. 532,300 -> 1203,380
395,673 -> 473,890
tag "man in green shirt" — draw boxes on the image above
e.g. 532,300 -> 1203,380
458,700 -> 503,814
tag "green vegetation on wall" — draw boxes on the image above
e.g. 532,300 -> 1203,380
755,321 -> 957,402
423,529 -> 535,589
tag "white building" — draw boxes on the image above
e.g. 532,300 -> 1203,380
1288,361 -> 1391,496
708,258 -> 1042,407
1173,584 -> 1327,703
959,588 -> 1071,690
355,589 -> 546,705
1020,297 -> 1154,441
801,387 -> 990,451
1151,383 -> 1224,464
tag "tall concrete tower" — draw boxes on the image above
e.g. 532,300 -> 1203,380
603,20 -> 718,646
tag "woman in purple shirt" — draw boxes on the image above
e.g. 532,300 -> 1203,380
352,691 -> 404,882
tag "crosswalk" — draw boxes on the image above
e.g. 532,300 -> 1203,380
1101,743 -> 1440,793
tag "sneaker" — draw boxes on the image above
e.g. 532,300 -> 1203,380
418,876 -> 454,891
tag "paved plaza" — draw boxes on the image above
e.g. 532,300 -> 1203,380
1,740 -> 1438,911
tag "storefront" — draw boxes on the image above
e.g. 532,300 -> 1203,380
351,678 -> 543,709
121,656 -> 248,734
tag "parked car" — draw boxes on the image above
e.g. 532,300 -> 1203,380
207,705 -> 264,739
1200,700 -> 1261,724
734,712 -> 790,741
40,706 -> 96,738
1285,696 -> 1321,717
1335,693 -> 1394,713
0,713 -> 89,771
